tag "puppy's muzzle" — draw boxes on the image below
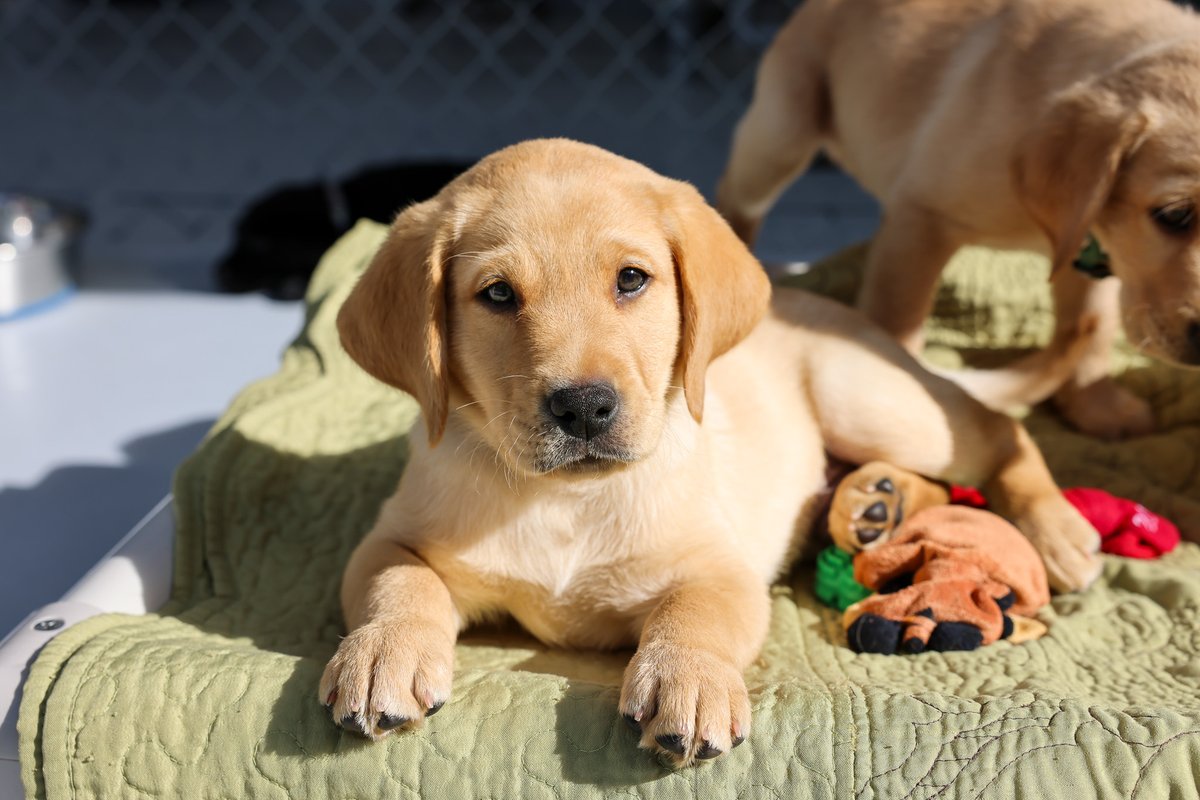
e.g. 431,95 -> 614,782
545,383 -> 620,440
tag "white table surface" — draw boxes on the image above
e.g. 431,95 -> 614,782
0,267 -> 301,637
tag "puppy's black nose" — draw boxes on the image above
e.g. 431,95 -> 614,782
547,383 -> 619,440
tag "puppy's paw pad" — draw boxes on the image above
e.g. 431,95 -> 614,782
619,643 -> 750,767
318,619 -> 454,740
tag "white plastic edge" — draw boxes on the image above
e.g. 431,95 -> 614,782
0,496 -> 175,798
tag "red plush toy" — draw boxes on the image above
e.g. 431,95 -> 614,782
1062,488 -> 1181,559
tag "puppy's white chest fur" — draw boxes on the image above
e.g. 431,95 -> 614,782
456,500 -> 612,597
400,461 -> 683,648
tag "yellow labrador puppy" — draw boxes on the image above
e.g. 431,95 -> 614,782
320,139 -> 1100,767
717,0 -> 1200,439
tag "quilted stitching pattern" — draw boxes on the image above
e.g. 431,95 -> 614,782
19,222 -> 1200,798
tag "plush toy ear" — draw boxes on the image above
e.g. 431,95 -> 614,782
337,199 -> 451,444
1012,87 -> 1151,277
664,182 -> 772,421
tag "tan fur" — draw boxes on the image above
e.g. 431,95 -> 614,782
717,0 -> 1200,439
320,139 -> 1101,767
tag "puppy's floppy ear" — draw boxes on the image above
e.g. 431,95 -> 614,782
1013,87 -> 1151,277
337,199 -> 451,444
664,182 -> 772,421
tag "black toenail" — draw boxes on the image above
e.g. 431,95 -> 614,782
425,701 -> 445,717
340,715 -> 366,735
622,713 -> 641,733
732,735 -> 745,748
857,527 -> 884,544
875,478 -> 894,493
696,741 -> 722,760
863,502 -> 888,522
378,714 -> 408,731
655,733 -> 686,755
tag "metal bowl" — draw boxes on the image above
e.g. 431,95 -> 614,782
0,194 -> 84,320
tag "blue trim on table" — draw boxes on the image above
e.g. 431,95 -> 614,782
0,287 -> 76,323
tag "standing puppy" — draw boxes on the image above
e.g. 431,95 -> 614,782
718,0 -> 1200,438
321,139 -> 1101,767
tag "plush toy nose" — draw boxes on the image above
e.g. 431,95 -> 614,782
546,383 -> 620,440
856,527 -> 884,545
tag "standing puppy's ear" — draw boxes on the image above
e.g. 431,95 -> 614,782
1013,86 -> 1151,277
664,182 -> 772,421
337,199 -> 451,444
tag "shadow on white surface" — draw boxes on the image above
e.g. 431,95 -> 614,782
0,420 -> 210,635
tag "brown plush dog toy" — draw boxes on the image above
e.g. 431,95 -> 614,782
843,505 -> 1051,654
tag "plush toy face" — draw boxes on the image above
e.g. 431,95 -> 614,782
826,462 -> 952,554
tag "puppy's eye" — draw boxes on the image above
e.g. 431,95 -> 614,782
1151,201 -> 1196,234
616,267 -> 648,295
480,281 -> 516,307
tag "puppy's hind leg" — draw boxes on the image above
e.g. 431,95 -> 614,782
1051,270 -> 1155,439
716,28 -> 828,245
857,203 -> 964,354
802,314 -> 1102,591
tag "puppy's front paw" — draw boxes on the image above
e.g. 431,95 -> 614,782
1054,378 -> 1155,440
1017,497 -> 1103,593
619,643 -> 750,767
319,618 -> 454,740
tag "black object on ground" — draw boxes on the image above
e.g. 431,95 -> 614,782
216,161 -> 467,300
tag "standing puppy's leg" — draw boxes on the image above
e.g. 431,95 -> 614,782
857,204 -> 964,354
319,535 -> 459,739
800,311 -> 1102,591
716,38 -> 827,245
619,561 -> 770,767
1050,270 -> 1155,438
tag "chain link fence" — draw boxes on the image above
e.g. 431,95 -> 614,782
2,0 -> 802,274
12,1 -> 1193,277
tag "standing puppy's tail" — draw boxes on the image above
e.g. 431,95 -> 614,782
929,317 -> 1099,411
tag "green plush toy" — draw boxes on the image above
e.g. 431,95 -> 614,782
814,545 -> 872,611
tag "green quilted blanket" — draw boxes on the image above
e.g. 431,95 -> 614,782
20,221 -> 1200,799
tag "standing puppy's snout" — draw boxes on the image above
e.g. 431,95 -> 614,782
546,383 -> 620,440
